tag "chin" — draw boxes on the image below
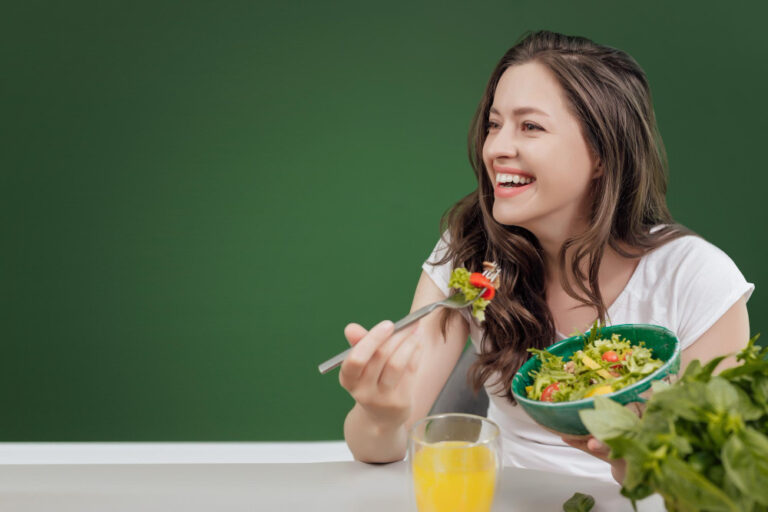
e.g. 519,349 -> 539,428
492,203 -> 529,228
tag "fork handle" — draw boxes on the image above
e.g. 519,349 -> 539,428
317,347 -> 353,375
392,302 -> 438,331
317,302 -> 438,374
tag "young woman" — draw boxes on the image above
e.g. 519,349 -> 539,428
337,30 -> 753,483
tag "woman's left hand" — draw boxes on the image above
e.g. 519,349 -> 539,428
561,435 -> 626,484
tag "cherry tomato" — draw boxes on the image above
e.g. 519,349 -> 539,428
541,382 -> 560,402
469,272 -> 495,299
602,351 -> 619,363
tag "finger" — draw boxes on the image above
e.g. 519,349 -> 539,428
407,344 -> 423,372
360,321 -> 419,385
561,435 -> 591,451
627,401 -> 646,417
344,323 -> 369,346
587,438 -> 611,458
394,344 -> 423,394
340,320 -> 395,383
378,334 -> 420,391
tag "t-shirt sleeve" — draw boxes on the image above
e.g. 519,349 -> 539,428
422,233 -> 453,296
672,237 -> 754,349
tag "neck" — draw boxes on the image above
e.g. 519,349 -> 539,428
542,235 -> 631,298
537,224 -> 625,295
534,222 -> 589,284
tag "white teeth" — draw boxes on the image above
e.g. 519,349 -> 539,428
496,173 -> 533,185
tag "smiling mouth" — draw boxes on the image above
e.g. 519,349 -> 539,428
496,174 -> 535,188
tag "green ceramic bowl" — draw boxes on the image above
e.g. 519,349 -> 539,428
511,324 -> 681,436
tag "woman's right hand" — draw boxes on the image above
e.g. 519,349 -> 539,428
338,320 -> 422,430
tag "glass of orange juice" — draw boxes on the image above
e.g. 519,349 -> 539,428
408,413 -> 501,512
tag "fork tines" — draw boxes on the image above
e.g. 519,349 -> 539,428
481,261 -> 501,287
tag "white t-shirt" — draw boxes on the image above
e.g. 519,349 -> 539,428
422,233 -> 754,482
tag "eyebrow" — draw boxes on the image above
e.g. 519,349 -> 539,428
489,106 -> 549,117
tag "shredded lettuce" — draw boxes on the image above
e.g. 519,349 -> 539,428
448,267 -> 492,322
526,332 -> 664,402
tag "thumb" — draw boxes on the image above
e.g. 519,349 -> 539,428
344,323 -> 369,346
587,437 -> 610,456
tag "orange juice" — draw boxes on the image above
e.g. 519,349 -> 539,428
411,441 -> 497,512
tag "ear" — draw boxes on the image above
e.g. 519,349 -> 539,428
592,158 -> 604,179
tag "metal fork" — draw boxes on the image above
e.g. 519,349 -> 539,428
317,265 -> 500,374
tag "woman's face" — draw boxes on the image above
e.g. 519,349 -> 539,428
482,61 -> 600,242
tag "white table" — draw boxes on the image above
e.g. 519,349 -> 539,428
0,443 -> 665,511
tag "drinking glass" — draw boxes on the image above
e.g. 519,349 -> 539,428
408,413 -> 502,512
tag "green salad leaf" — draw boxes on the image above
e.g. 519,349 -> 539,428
448,267 -> 491,321
562,492 -> 595,512
579,395 -> 639,440
722,427 -> 768,505
580,335 -> 768,512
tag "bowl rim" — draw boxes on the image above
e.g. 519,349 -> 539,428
511,323 -> 681,408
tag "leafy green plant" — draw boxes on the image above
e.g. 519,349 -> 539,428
563,492 -> 595,511
580,335 -> 768,511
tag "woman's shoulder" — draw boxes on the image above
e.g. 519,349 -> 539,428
424,231 -> 452,266
627,230 -> 753,349
638,230 -> 751,297
422,231 -> 454,296
642,231 -> 733,268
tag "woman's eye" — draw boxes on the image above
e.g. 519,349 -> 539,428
522,122 -> 542,131
487,120 -> 500,131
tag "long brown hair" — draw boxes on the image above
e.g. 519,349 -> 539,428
435,30 -> 689,401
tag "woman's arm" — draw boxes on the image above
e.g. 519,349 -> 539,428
679,296 -> 750,372
341,270 -> 470,463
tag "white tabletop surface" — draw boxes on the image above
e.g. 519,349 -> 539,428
0,441 -> 355,464
0,443 -> 665,511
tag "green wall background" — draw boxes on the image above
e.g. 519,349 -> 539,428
2,0 -> 766,441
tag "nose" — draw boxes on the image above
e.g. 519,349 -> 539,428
483,125 -> 519,162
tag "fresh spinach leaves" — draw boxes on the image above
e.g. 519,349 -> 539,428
580,335 -> 768,512
562,492 -> 595,512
